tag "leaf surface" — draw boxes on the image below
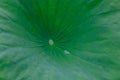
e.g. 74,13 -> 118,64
0,0 -> 120,80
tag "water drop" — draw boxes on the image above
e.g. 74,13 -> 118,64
48,39 -> 54,46
64,50 -> 70,54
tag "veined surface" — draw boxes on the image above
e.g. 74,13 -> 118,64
0,0 -> 120,80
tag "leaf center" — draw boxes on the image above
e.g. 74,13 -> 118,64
48,39 -> 54,46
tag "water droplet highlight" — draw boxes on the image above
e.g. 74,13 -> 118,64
64,50 -> 70,54
49,39 -> 54,46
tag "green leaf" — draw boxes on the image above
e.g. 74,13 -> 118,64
0,0 -> 120,80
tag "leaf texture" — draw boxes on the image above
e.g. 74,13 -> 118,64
0,0 -> 120,80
